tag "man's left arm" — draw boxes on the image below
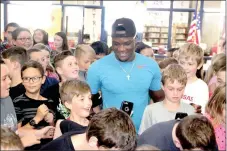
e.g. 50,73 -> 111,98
149,89 -> 165,103
149,63 -> 165,103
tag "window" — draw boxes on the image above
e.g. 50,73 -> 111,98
203,1 -> 224,12
103,1 -> 139,46
9,1 -> 53,5
52,0 -> 60,4
143,11 -> 170,48
173,1 -> 197,8
204,1 -> 222,9
202,1 -> 225,53
63,1 -> 78,5
63,6 -> 83,46
63,0 -> 100,6
84,0 -> 100,6
171,12 -> 191,47
202,13 -> 223,48
144,11 -> 170,27
145,1 -> 171,8
84,8 -> 102,43
7,4 -> 62,41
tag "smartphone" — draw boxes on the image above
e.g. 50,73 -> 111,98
120,101 -> 134,116
175,112 -> 188,120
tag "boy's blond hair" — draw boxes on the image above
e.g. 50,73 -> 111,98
178,43 -> 204,66
1,127 -> 24,150
162,64 -> 187,86
60,79 -> 91,105
74,44 -> 96,60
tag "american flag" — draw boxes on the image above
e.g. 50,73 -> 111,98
187,11 -> 201,45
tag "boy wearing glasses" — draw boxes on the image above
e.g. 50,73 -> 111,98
13,60 -> 56,150
0,59 -> 55,148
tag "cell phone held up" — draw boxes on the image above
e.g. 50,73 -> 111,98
175,112 -> 188,120
120,101 -> 134,116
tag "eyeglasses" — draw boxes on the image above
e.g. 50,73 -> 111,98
22,76 -> 42,83
17,37 -> 32,42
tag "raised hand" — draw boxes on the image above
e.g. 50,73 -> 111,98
43,127 -> 55,139
34,104 -> 49,122
44,112 -> 54,124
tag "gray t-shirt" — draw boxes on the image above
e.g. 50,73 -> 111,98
138,120 -> 180,151
139,101 -> 195,134
0,96 -> 18,132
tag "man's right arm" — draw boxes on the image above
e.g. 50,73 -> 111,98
91,93 -> 102,113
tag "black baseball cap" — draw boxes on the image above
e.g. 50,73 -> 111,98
111,18 -> 136,38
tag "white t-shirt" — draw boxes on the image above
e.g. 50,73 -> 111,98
181,79 -> 209,113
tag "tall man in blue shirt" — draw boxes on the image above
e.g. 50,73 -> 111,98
87,18 -> 164,131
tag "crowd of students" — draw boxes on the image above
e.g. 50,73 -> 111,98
0,17 -> 226,151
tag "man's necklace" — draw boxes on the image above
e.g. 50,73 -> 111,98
116,57 -> 136,80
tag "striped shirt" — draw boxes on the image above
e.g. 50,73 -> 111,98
13,94 -> 57,128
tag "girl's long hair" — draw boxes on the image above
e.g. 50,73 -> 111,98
204,53 -> 226,84
205,84 -> 226,125
33,29 -> 49,45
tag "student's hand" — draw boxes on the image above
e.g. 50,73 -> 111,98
21,133 -> 41,147
44,112 -> 54,124
35,104 -> 49,122
43,127 -> 55,139
35,126 -> 55,139
190,103 -> 202,114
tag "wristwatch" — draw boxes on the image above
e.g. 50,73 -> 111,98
29,119 -> 38,127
